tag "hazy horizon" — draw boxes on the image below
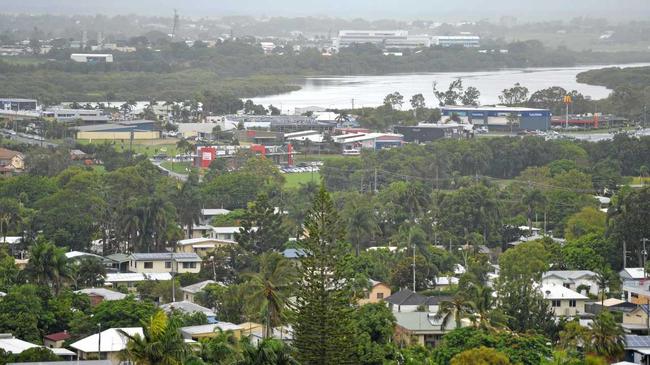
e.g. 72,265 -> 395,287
4,0 -> 650,21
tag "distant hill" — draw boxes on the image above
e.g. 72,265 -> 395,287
3,0 -> 650,20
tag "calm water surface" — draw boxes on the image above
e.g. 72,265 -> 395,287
252,63 -> 650,113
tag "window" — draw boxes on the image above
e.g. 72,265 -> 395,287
551,300 -> 561,307
563,284 -> 571,289
182,262 -> 197,269
569,300 -> 577,308
632,293 -> 639,299
376,293 -> 384,300
165,261 -> 172,269
144,262 -> 153,269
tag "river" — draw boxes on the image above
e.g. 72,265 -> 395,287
251,63 -> 650,114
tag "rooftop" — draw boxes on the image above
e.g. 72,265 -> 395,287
201,208 -> 231,216
181,280 -> 218,294
44,331 -> 71,342
70,327 -> 142,353
0,148 -> 23,160
8,361 -> 111,365
105,272 -> 172,283
75,288 -> 127,301
393,312 -> 448,332
177,237 -> 234,246
160,301 -> 216,317
180,322 -> 242,336
542,270 -> 597,282
385,289 -> 451,306
540,284 -> 589,300
130,252 -> 201,262
621,268 -> 646,280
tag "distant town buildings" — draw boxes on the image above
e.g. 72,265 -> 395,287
70,53 -> 114,63
333,30 -> 479,50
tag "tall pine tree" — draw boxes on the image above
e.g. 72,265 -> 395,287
235,193 -> 288,254
293,185 -> 357,365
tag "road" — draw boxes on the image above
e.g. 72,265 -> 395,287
151,160 -> 188,182
1,129 -> 58,147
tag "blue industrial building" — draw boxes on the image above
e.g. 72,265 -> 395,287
441,106 -> 551,131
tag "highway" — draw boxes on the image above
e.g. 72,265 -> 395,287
1,129 -> 58,147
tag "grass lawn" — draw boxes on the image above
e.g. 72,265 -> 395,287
284,172 -> 321,188
161,161 -> 193,174
0,56 -> 46,65
76,139 -> 182,157
295,153 -> 352,163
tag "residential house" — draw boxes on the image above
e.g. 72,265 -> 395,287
624,282 -> 650,305
282,248 -> 308,260
0,148 -> 25,175
43,331 -> 71,349
0,333 -> 75,359
623,335 -> 650,364
623,305 -> 650,335
75,288 -> 127,306
177,237 -> 235,257
190,224 -> 215,239
393,311 -> 466,348
104,272 -> 172,289
181,280 -> 217,303
211,226 -> 255,241
129,253 -> 202,274
70,327 -> 142,364
160,301 -> 216,322
385,289 -> 451,313
359,280 -> 392,305
542,270 -> 599,297
541,284 -> 589,317
105,253 -> 130,273
200,208 -> 231,225
180,323 -> 242,341
435,276 -> 459,290
621,268 -> 646,283
239,322 -> 293,346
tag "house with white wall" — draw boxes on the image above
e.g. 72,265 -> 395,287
542,270 -> 599,297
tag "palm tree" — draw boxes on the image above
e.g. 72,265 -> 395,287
0,198 -> 21,244
239,338 -> 298,365
594,268 -> 614,306
435,293 -> 476,329
243,253 -> 296,339
25,240 -> 69,295
522,189 -> 546,234
344,198 -> 378,256
175,171 -> 202,239
199,328 -> 241,364
467,282 -> 498,329
120,310 -> 189,365
588,311 -> 625,361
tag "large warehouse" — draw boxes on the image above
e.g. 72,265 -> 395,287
441,106 -> 551,131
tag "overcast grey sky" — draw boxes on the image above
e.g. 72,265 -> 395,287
3,0 -> 649,20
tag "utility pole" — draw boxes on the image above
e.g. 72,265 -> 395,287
171,251 -> 176,302
374,167 -> 378,193
623,240 -> 627,269
97,323 -> 102,360
410,229 -> 416,292
643,238 -> 649,278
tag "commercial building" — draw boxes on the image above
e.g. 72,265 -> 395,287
73,120 -> 160,140
336,132 -> 403,153
42,108 -> 110,123
395,123 -> 473,143
441,106 -> 551,131
433,35 -> 480,48
334,30 -> 431,50
0,98 -> 38,111
70,53 -> 114,63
